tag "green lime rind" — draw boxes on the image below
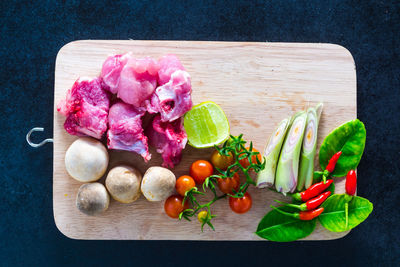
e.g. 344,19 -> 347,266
184,101 -> 230,149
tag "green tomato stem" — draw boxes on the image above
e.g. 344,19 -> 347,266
182,134 -> 265,230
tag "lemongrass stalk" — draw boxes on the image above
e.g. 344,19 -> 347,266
315,102 -> 323,121
256,117 -> 291,188
275,111 -> 307,195
301,103 -> 323,190
297,109 -> 317,191
298,103 -> 323,190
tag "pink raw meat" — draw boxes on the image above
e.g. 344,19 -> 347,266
157,54 -> 185,85
107,101 -> 150,161
100,53 -> 130,94
118,57 -> 159,107
57,77 -> 109,139
146,115 -> 187,168
147,70 -> 193,122
100,53 -> 159,108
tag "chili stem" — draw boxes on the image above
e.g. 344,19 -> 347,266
270,205 -> 297,219
274,200 -> 300,209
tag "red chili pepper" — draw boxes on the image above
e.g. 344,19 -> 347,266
275,191 -> 331,211
305,191 -> 331,210
345,170 -> 357,196
299,208 -> 325,220
291,179 -> 333,202
271,206 -> 324,221
326,151 -> 342,173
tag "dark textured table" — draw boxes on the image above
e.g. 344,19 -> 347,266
1,1 -> 399,265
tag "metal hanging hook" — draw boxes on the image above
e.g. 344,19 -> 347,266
26,127 -> 54,148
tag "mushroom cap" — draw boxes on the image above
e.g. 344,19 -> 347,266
76,183 -> 110,216
106,165 -> 142,203
65,137 -> 109,182
141,166 -> 176,201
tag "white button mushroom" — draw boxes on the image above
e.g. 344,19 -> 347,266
141,167 -> 176,201
105,165 -> 142,203
76,182 -> 110,216
65,137 -> 109,182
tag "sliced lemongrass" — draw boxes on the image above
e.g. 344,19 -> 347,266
275,111 -> 307,195
297,107 -> 317,191
256,117 -> 291,188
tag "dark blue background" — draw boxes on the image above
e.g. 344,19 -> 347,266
1,0 -> 399,266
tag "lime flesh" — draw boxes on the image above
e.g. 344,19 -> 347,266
184,101 -> 230,148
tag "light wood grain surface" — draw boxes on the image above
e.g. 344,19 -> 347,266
54,40 -> 356,240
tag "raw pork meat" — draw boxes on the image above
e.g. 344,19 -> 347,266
147,70 -> 193,122
146,115 -> 187,168
118,57 -> 159,107
100,54 -> 130,94
107,101 -> 150,161
157,54 -> 185,85
57,77 -> 109,139
101,53 -> 159,107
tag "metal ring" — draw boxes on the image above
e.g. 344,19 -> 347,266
26,127 -> 54,148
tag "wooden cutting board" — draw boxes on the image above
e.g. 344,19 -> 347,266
53,40 -> 356,240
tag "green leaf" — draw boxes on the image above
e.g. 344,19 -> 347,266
255,206 -> 316,242
312,171 -> 324,184
326,182 -> 335,195
319,119 -> 366,177
319,194 -> 373,232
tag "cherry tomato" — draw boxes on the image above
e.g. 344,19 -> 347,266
190,160 -> 214,184
229,192 -> 252,214
198,210 -> 208,223
210,150 -> 234,170
217,173 -> 240,194
164,195 -> 189,219
239,147 -> 262,169
176,175 -> 196,196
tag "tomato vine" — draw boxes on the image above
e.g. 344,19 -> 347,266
179,135 -> 265,231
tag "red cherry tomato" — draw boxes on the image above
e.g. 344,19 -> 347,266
239,147 -> 262,169
164,195 -> 189,219
210,150 -> 234,170
217,173 -> 240,194
176,175 -> 196,196
229,192 -> 252,214
190,160 -> 214,184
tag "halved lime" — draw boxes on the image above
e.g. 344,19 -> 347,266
184,101 -> 230,148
